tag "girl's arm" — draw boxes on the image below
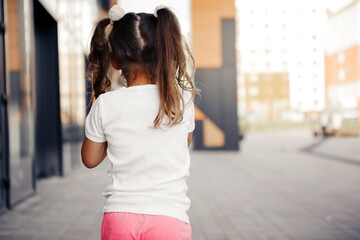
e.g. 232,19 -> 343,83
81,137 -> 108,168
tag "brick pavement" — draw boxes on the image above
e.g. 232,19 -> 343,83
0,130 -> 359,240
0,165 -> 109,240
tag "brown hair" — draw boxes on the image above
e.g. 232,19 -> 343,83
87,7 -> 196,128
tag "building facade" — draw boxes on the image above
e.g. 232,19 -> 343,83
325,0 -> 360,121
192,0 -> 239,150
243,73 -> 289,119
236,0 -> 327,118
0,0 -> 98,213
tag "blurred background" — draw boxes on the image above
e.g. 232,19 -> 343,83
0,0 -> 359,239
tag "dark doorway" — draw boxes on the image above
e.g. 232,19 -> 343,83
33,0 -> 62,178
0,0 -> 9,211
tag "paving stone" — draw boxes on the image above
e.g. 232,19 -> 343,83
0,130 -> 359,239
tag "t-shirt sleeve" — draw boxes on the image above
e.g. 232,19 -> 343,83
187,100 -> 195,133
184,91 -> 195,133
85,95 -> 106,143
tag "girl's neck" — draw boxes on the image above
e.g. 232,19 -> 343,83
128,73 -> 154,87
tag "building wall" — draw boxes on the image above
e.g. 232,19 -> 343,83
325,45 -> 360,85
236,0 -> 326,114
0,0 -> 99,211
192,0 -> 239,150
326,1 -> 360,55
244,73 -> 289,118
192,0 -> 235,68
325,0 -> 360,120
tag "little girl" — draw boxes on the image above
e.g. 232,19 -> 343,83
81,4 -> 196,240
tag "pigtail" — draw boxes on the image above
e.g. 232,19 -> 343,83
87,18 -> 112,101
154,7 -> 196,128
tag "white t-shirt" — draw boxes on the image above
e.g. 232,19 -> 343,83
85,84 -> 195,224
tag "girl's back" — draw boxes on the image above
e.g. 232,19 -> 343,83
81,4 -> 196,240
86,85 -> 194,223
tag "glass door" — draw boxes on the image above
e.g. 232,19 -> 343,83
7,0 -> 35,207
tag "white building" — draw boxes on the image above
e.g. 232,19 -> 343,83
325,0 -> 360,120
235,0 -> 327,114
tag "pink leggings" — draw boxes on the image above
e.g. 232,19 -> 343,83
101,212 -> 192,240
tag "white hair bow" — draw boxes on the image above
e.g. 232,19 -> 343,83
154,5 -> 166,18
108,5 -> 125,24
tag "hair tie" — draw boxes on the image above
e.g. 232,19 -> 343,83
108,5 -> 125,25
154,5 -> 166,18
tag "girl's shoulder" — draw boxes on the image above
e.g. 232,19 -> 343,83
100,87 -> 125,100
94,90 -> 120,109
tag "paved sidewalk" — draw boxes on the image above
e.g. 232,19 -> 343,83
0,164 -> 109,240
0,131 -> 360,240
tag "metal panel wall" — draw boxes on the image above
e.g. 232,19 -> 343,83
193,19 -> 239,150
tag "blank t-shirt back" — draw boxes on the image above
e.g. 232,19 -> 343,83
85,84 -> 195,223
